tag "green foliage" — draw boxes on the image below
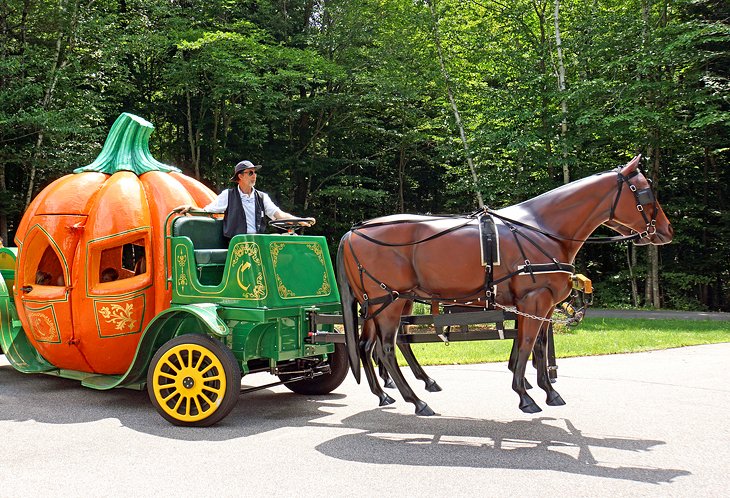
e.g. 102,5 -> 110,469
0,0 -> 727,309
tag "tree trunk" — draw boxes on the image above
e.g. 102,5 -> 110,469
554,0 -> 569,184
24,0 -> 82,210
398,145 -> 408,212
649,147 -> 662,308
211,104 -> 220,173
627,244 -> 638,307
0,164 -> 7,245
427,0 -> 484,208
649,244 -> 660,308
185,91 -> 200,179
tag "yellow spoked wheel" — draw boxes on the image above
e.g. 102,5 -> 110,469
147,334 -> 241,427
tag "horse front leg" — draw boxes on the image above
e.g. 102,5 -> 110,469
376,314 -> 435,416
532,320 -> 565,406
508,336 -> 532,390
512,288 -> 554,414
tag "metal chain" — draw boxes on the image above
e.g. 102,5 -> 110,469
493,302 -> 579,325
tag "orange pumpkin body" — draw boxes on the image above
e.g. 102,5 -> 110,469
13,114 -> 215,374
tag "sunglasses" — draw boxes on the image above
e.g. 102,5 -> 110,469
244,170 -> 257,177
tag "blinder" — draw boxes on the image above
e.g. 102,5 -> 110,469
635,187 -> 655,206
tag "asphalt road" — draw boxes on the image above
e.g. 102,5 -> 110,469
1,343 -> 729,497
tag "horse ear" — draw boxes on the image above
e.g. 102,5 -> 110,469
621,155 -> 641,174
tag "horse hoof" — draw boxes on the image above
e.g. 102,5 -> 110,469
415,402 -> 435,416
379,394 -> 396,406
519,400 -> 542,414
546,392 -> 566,406
383,379 -> 396,389
425,380 -> 442,392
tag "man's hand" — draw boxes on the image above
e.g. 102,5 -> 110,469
298,217 -> 316,227
173,205 -> 202,214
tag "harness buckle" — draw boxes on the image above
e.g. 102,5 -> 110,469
363,293 -> 368,301
380,282 -> 387,290
629,184 -> 637,192
639,230 -> 649,238
647,225 -> 657,235
637,204 -> 644,212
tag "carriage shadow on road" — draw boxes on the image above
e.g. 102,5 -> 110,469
1,365 -> 688,484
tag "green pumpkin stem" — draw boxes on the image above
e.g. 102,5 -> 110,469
74,113 -> 181,175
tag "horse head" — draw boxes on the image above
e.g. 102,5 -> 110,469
603,156 -> 673,246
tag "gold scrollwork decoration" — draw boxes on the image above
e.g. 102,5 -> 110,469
231,242 -> 263,267
99,303 -> 137,331
28,312 -> 58,342
275,274 -> 295,298
316,276 -> 331,296
231,242 -> 266,299
270,242 -> 285,267
305,243 -> 326,265
176,248 -> 189,288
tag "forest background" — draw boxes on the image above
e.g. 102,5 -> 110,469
0,0 -> 728,310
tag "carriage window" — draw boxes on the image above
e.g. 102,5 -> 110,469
34,246 -> 65,286
98,239 -> 147,283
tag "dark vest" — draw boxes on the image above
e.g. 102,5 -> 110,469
223,188 -> 267,238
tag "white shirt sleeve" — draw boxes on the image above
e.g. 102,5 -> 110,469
203,190 -> 229,213
261,192 -> 282,218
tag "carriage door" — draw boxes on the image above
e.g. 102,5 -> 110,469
17,217 -> 86,371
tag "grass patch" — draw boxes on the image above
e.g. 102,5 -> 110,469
400,317 -> 730,366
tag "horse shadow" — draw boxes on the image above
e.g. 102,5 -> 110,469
313,408 -> 690,484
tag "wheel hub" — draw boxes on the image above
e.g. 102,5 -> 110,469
182,376 -> 195,389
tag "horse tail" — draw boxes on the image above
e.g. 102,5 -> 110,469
336,231 -> 361,384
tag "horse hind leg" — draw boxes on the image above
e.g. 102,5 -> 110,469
376,330 -> 435,416
361,321 -> 396,406
533,325 -> 565,407
377,358 -> 396,389
398,343 -> 442,392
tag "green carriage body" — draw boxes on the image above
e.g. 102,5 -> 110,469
166,214 -> 341,374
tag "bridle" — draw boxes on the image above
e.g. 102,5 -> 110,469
607,168 -> 658,241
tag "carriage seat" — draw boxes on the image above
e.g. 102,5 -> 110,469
173,216 -> 228,265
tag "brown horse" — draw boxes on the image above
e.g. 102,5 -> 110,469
336,156 -> 672,415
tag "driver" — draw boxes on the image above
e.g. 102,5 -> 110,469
178,160 -> 314,236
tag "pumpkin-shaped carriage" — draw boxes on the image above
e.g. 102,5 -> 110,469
0,114 -> 348,426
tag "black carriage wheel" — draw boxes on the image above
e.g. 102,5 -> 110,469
147,334 -> 241,427
279,343 -> 349,395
